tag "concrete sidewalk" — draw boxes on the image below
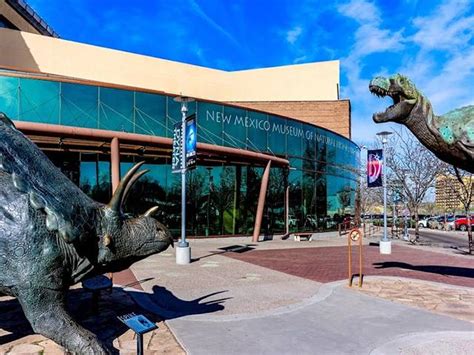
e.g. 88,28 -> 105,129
127,235 -> 473,354
152,282 -> 473,355
1,234 -> 473,354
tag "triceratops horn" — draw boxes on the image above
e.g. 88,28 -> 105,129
144,206 -> 159,217
121,169 -> 150,208
108,161 -> 145,212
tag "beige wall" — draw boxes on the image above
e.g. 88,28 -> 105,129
0,29 -> 340,102
231,100 -> 351,138
0,1 -> 41,34
228,63 -> 339,101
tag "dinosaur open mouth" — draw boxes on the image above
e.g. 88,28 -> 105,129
369,85 -> 406,122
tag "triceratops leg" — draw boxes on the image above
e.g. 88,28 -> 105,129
15,286 -> 115,354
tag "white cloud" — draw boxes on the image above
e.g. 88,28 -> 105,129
338,0 -> 379,23
411,0 -> 474,50
293,55 -> 308,64
337,0 -> 406,141
187,0 -> 242,50
286,26 -> 303,44
353,24 -> 404,56
397,0 -> 474,115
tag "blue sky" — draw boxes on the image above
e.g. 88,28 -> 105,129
27,0 -> 474,143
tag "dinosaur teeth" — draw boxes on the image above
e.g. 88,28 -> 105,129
12,172 -> 27,192
29,192 -> 46,210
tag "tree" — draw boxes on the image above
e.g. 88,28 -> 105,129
385,128 -> 445,241
358,167 -> 382,217
442,165 -> 474,254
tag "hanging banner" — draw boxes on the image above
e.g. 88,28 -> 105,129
185,114 -> 197,170
171,122 -> 183,173
367,149 -> 383,188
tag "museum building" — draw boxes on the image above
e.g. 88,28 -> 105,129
0,0 -> 359,239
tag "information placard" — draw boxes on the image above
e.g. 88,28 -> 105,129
118,313 -> 157,335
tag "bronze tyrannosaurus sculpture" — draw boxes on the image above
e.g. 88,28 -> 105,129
369,74 -> 473,173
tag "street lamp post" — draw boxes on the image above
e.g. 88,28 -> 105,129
174,96 -> 195,265
206,167 -> 212,237
377,131 -> 393,254
359,145 -> 367,230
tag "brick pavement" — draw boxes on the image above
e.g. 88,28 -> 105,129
355,276 -> 474,323
225,244 -> 474,288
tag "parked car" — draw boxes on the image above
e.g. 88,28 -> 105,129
455,216 -> 474,231
418,216 -> 433,228
421,216 -> 439,229
446,215 -> 466,231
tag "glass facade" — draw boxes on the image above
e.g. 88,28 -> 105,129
0,73 -> 359,237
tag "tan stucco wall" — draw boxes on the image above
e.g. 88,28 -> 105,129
0,1 -> 41,34
227,63 -> 339,101
0,29 -> 340,102
231,100 -> 351,138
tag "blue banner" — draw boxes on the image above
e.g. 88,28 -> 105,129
185,114 -> 197,170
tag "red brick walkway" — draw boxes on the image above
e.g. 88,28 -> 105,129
225,244 -> 474,288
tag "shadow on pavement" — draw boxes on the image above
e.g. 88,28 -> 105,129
373,261 -> 474,278
141,285 -> 231,320
192,244 -> 256,262
0,284 -> 231,349
0,287 -> 160,352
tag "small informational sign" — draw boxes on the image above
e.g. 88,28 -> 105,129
367,149 -> 383,188
185,114 -> 197,170
349,228 -> 361,242
172,122 -> 183,173
118,313 -> 157,335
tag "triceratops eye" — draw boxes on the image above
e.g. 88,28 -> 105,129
103,234 -> 112,247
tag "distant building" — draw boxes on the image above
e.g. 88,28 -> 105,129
435,174 -> 473,212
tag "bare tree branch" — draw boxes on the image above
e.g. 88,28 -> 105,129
385,128 -> 445,239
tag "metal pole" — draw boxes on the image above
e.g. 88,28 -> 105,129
206,167 -> 211,237
180,101 -> 188,248
382,138 -> 388,242
252,160 -> 272,242
404,202 -> 409,240
137,333 -> 143,355
392,199 -> 396,237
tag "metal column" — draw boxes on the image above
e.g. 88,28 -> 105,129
252,160 -> 272,242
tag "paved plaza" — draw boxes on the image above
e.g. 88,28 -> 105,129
1,233 -> 473,354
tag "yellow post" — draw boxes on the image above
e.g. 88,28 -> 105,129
348,234 -> 352,286
348,228 -> 363,288
359,231 -> 363,287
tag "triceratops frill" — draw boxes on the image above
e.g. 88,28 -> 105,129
0,112 -> 173,353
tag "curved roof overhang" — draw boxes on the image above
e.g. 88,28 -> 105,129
14,121 -> 290,167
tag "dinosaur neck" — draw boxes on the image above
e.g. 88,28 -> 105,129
56,234 -> 94,284
404,95 -> 441,149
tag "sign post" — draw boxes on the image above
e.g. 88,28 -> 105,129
118,313 -> 157,355
375,131 -> 393,254
173,96 -> 195,265
348,228 -> 363,287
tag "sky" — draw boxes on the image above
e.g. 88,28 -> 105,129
26,0 -> 474,144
